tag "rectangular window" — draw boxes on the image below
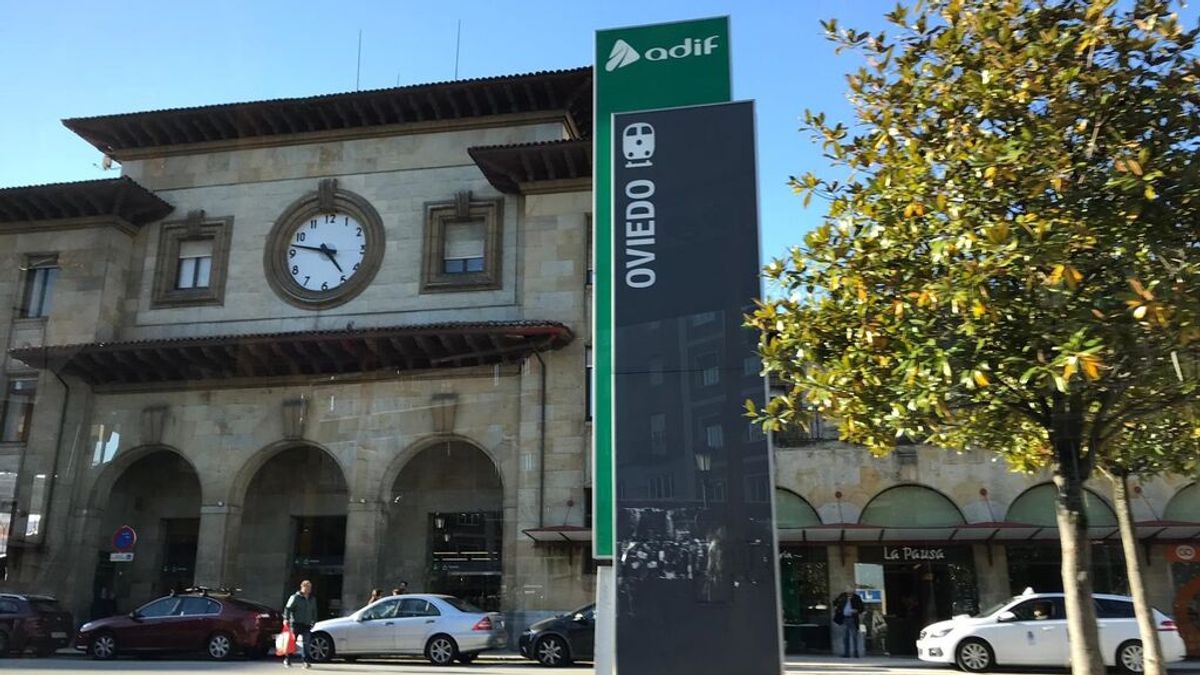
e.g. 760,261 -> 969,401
743,355 -> 760,377
443,220 -> 487,274
650,413 -> 667,455
745,474 -> 769,503
21,256 -> 59,319
175,239 -> 214,289
705,422 -> 724,449
696,353 -> 720,387
1,377 -> 37,443
648,473 -> 674,500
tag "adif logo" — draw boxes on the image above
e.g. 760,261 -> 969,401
606,39 -> 641,71
604,35 -> 721,72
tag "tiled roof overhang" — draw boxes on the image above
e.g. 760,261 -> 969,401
63,67 -> 594,159
468,139 -> 591,194
10,321 -> 573,387
0,177 -> 172,228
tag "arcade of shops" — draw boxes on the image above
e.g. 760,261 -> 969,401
774,481 -> 1200,657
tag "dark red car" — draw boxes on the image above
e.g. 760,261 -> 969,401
73,589 -> 282,660
0,593 -> 74,656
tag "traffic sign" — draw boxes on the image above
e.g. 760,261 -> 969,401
112,525 -> 137,552
109,552 -> 134,563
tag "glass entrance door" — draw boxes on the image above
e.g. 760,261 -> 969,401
428,511 -> 501,610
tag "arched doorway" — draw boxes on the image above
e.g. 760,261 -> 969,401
1003,482 -> 1126,596
386,439 -> 503,610
94,449 -> 201,619
234,444 -> 348,619
775,488 -> 829,653
858,485 -> 972,655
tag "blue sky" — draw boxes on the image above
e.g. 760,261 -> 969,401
0,0 -> 1142,262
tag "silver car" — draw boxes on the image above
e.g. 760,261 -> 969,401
307,594 -> 506,666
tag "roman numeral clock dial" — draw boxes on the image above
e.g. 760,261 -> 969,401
264,185 -> 385,309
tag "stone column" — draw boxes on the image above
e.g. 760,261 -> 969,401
341,501 -> 386,614
59,507 -> 105,622
972,543 -> 1010,609
193,504 -> 242,589
1144,543 -> 1176,611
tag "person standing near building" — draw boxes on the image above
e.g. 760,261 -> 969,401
832,586 -> 864,658
283,580 -> 318,669
365,588 -> 382,607
392,581 -> 408,595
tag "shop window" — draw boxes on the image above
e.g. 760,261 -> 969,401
0,377 -> 37,444
422,193 -> 502,292
860,485 -> 965,528
20,255 -> 59,319
776,489 -> 821,529
1005,483 -> 1117,528
778,547 -> 831,654
151,215 -> 233,308
1006,543 -> 1128,595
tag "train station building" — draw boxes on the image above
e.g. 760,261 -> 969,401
0,65 -> 1196,654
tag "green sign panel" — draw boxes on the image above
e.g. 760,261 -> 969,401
593,17 -> 731,558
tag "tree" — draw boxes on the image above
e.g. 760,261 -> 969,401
749,2 -> 1200,673
1098,412 -> 1200,675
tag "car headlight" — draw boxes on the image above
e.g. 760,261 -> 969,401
929,627 -> 954,638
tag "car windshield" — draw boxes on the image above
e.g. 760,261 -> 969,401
440,597 -> 484,614
29,599 -> 61,613
973,600 -> 1014,618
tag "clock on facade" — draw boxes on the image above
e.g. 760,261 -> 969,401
264,180 -> 385,309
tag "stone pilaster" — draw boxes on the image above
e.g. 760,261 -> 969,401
341,501 -> 387,613
194,504 -> 242,589
972,543 -> 1010,609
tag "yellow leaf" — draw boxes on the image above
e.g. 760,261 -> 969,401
1062,358 -> 1077,381
1133,304 -> 1148,320
1047,264 -> 1065,286
971,300 -> 986,318
1051,176 -> 1064,192
1127,159 -> 1144,176
973,371 -> 990,387
984,166 -> 997,180
1063,265 -> 1083,290
1145,185 -> 1157,200
1080,355 -> 1102,380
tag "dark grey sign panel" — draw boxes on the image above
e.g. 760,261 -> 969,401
614,101 -> 780,675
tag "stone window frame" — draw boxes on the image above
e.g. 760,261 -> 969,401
17,253 -> 60,320
0,373 -> 38,445
151,211 -> 234,308
421,192 -> 503,293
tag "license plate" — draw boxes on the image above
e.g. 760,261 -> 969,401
51,631 -> 67,639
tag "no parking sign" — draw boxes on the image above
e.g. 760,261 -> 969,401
112,524 -> 137,553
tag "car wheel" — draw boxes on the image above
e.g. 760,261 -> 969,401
955,638 -> 993,673
425,634 -> 458,666
1117,640 -> 1145,674
205,632 -> 234,660
457,652 -> 477,664
535,634 -> 571,667
90,633 -> 118,660
307,632 -> 334,663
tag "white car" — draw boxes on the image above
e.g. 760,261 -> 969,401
916,591 -> 1185,673
307,594 -> 506,666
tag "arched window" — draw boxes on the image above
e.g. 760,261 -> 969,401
859,485 -> 965,527
1165,484 -> 1200,523
775,488 -> 821,528
1005,483 -> 1117,528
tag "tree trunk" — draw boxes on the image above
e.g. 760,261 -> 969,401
1112,473 -> 1165,675
1052,429 -> 1105,675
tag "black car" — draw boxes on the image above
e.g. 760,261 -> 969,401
0,593 -> 74,656
519,603 -> 594,667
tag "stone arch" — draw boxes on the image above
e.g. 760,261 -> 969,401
1165,483 -> 1200,522
86,444 -> 207,511
775,487 -> 822,528
226,438 -> 349,507
377,433 -> 505,504
1004,482 -> 1117,527
859,483 -> 966,527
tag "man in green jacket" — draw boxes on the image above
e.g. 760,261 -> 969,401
283,580 -> 318,668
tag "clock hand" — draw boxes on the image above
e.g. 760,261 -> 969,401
291,244 -> 326,253
318,243 -> 344,273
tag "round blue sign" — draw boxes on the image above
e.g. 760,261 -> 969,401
112,525 -> 137,553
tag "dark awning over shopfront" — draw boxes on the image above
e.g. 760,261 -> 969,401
10,320 -> 573,387
521,525 -> 592,543
777,520 -> 1200,544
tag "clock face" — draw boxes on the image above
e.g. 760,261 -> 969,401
285,212 -> 368,293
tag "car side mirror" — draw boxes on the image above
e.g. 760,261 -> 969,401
128,611 -> 141,621
996,610 -> 1017,623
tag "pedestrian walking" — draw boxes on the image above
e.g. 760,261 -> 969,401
392,581 -> 408,595
832,586 -> 864,658
283,579 -> 319,669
